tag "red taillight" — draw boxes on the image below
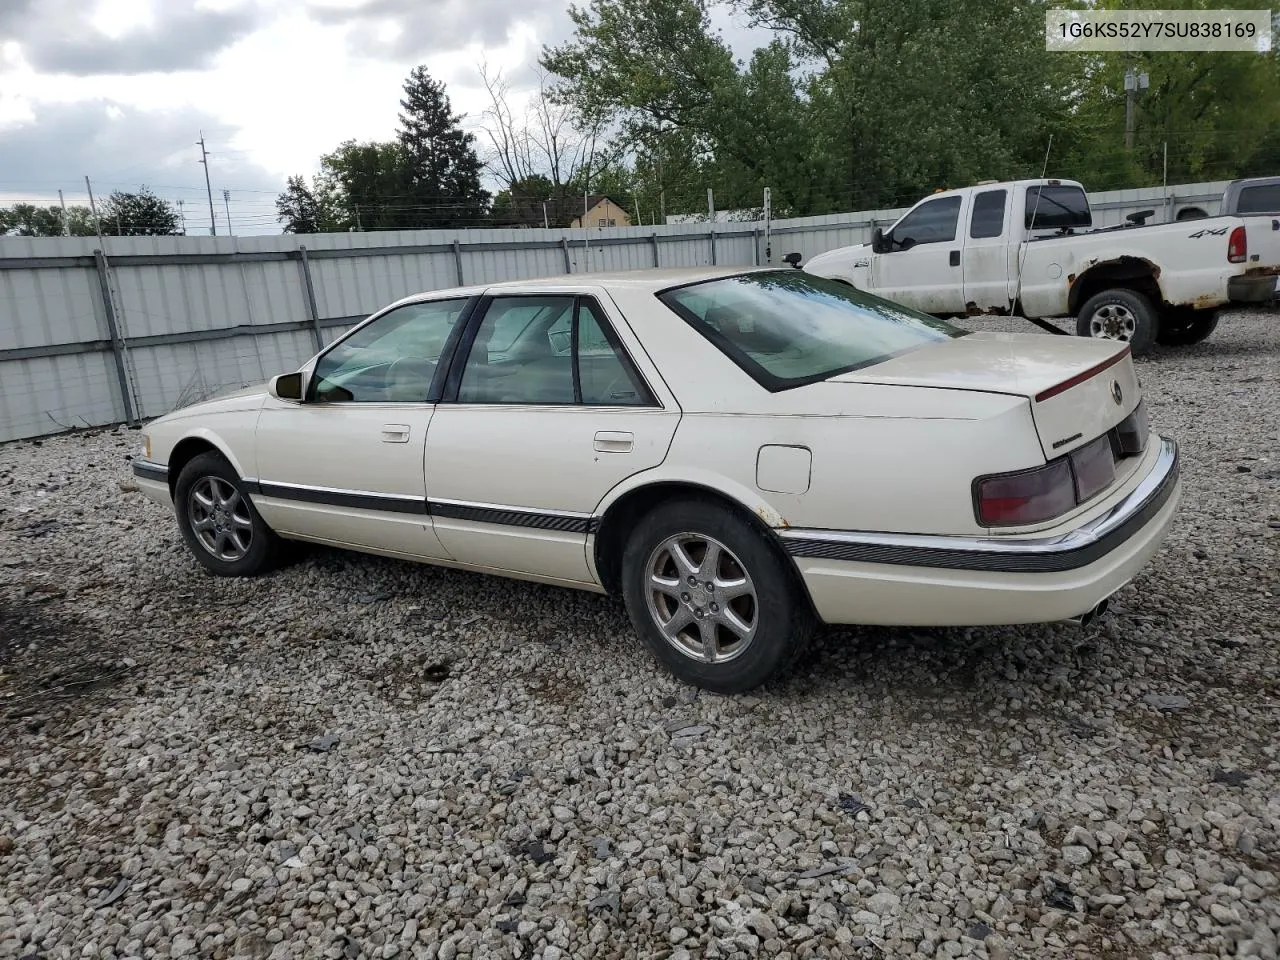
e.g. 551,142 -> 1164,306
1114,399 -> 1149,456
974,435 -> 1121,527
1228,226 -> 1247,263
1070,435 -> 1117,503
975,459 -> 1076,526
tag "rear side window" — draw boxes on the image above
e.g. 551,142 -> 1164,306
1236,184 -> 1280,214
970,190 -> 1007,239
891,195 -> 962,246
1025,185 -> 1091,230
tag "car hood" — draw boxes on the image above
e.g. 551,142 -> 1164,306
154,382 -> 269,424
830,332 -> 1140,458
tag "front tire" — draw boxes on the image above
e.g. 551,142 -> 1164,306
1076,288 -> 1157,355
174,452 -> 282,576
1156,308 -> 1218,346
620,497 -> 814,693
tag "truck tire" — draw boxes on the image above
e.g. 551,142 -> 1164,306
1156,308 -> 1218,347
1076,289 -> 1157,355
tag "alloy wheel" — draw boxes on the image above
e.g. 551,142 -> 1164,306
644,533 -> 758,663
187,476 -> 253,562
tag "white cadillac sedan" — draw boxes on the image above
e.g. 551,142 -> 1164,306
132,267 -> 1180,692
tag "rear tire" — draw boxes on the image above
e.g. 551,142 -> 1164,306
1076,288 -> 1157,355
620,497 -> 814,693
1156,308 -> 1218,346
174,452 -> 283,577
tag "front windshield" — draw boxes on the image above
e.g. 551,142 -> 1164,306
658,271 -> 966,391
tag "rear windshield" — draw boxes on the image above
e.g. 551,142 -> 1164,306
1025,185 -> 1092,230
657,271 -> 966,391
1236,183 -> 1280,214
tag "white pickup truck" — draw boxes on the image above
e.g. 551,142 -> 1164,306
803,177 -> 1280,353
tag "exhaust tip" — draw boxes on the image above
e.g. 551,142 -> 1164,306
1065,596 -> 1111,629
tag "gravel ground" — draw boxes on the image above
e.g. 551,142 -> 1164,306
1,308 -> 1278,960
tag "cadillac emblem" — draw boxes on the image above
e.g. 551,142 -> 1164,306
1110,380 -> 1123,405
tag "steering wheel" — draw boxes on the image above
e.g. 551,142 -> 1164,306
383,356 -> 437,402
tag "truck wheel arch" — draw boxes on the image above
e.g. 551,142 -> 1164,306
1067,256 -> 1163,316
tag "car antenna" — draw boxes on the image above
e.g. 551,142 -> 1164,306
1012,135 -> 1065,338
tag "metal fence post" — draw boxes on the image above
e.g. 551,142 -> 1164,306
92,249 -> 137,426
709,229 -> 717,265
452,239 -> 465,286
297,245 -> 325,352
752,228 -> 760,266
650,233 -> 660,267
560,237 -> 572,273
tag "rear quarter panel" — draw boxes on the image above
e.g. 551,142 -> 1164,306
645,384 -> 1044,537
1019,218 -> 1247,317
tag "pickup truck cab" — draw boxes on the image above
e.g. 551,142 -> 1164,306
804,178 -> 1280,353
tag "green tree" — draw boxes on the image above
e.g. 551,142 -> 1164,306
99,187 -> 181,236
397,66 -> 489,227
1054,0 -> 1280,190
0,203 -> 98,236
543,0 -> 1069,215
276,175 -> 329,234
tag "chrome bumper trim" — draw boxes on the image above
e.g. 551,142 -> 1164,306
781,437 -> 1179,573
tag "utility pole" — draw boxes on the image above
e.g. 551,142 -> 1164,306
177,199 -> 187,235
542,200 -> 549,230
57,189 -> 69,236
1123,67 -> 1149,150
197,131 -> 217,235
85,176 -> 104,240
763,187 -> 772,263
222,189 -> 232,236
707,188 -> 715,222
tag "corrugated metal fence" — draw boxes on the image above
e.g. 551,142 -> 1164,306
0,180 -> 1228,442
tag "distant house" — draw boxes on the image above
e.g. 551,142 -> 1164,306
495,194 -> 634,229
568,195 -> 632,229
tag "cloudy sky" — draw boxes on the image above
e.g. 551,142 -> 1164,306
0,0 -> 769,234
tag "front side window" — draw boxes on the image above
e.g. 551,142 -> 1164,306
970,189 -> 1007,239
310,298 -> 467,402
890,195 -> 962,247
456,296 -> 654,406
659,271 -> 966,391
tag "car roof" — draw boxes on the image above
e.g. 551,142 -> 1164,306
391,265 -> 778,308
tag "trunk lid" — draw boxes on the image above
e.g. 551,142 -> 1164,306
828,331 -> 1140,458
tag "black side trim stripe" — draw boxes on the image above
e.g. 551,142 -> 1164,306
429,501 -> 599,534
131,460 -> 168,482
784,451 -> 1179,574
244,480 -> 598,531
247,480 -> 428,516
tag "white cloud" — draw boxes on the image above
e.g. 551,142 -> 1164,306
0,0 -> 775,234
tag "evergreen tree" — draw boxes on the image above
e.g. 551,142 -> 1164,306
276,175 -> 324,234
396,66 -> 489,228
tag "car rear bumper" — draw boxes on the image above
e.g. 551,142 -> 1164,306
780,437 -> 1180,626
1228,272 -> 1279,303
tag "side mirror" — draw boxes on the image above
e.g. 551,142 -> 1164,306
872,227 -> 886,253
268,371 -> 305,403
783,252 -> 802,268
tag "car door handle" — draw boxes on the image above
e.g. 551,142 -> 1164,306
594,430 -> 633,453
381,424 -> 411,443
949,250 -> 960,266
